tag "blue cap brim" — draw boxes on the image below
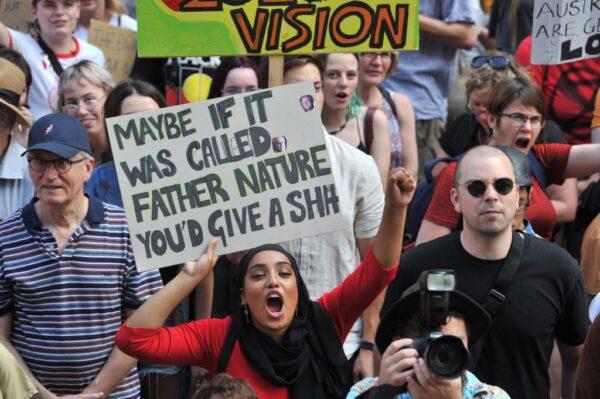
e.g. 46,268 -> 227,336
22,142 -> 82,159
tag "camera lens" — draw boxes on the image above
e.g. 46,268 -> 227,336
425,335 -> 469,379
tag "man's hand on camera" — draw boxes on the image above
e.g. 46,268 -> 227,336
375,338 -> 418,387
407,358 -> 462,399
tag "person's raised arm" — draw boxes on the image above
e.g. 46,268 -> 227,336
372,168 -> 416,268
418,16 -> 478,49
563,144 -> 600,178
124,239 -> 219,329
393,92 -> 418,178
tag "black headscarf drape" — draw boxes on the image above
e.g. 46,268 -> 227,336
230,244 -> 347,399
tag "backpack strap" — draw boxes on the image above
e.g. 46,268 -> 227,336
217,323 -> 237,373
364,107 -> 376,154
377,86 -> 397,118
36,36 -> 64,77
481,232 -> 524,317
527,148 -> 547,190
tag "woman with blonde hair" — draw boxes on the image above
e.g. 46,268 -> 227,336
58,60 -> 115,164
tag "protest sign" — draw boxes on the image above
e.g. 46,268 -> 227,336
106,81 -> 344,271
137,0 -> 419,57
531,0 -> 600,64
88,20 -> 137,82
0,0 -> 33,33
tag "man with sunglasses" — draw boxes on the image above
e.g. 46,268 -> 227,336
0,113 -> 163,398
383,145 -> 588,399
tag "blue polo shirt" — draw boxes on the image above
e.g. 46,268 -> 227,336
0,197 -> 163,398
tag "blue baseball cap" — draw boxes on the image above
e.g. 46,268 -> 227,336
22,113 -> 92,159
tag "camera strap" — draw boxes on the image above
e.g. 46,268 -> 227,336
481,232 -> 524,317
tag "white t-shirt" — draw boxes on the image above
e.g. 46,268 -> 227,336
8,29 -> 105,120
0,135 -> 34,219
74,14 -> 137,41
279,130 -> 384,357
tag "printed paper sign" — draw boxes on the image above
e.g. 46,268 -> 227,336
532,0 -> 600,64
0,0 -> 33,33
106,82 -> 344,271
88,20 -> 137,82
137,0 -> 419,57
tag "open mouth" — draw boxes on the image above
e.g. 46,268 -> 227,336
335,92 -> 348,100
515,137 -> 530,149
266,293 -> 283,318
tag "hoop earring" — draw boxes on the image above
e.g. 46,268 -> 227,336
242,304 -> 250,324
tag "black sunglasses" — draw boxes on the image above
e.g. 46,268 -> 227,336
461,178 -> 514,197
471,56 -> 511,70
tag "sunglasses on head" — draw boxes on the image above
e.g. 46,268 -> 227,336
461,178 -> 514,197
471,56 -> 511,70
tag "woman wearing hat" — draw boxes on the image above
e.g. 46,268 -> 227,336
116,168 -> 416,399
0,0 -> 105,120
347,273 -> 509,399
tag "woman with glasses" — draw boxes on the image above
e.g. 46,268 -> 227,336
440,54 -> 519,158
322,53 -> 391,188
58,60 -> 115,165
0,0 -> 105,120
417,76 -> 600,243
357,52 -> 417,177
208,57 -> 259,100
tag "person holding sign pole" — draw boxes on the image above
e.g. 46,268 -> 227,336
0,0 -> 106,120
321,53 -> 391,189
116,167 -> 417,399
259,55 -> 386,386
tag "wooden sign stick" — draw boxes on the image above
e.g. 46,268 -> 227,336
268,55 -> 284,88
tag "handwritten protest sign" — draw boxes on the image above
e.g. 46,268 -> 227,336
88,20 -> 137,82
106,82 -> 344,271
0,0 -> 33,33
137,0 -> 419,57
531,0 -> 600,64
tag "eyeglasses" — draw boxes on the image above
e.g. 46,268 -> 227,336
459,178 -> 514,197
500,112 -> 546,128
471,56 -> 511,70
62,96 -> 104,113
27,157 -> 87,173
222,87 -> 257,96
362,52 -> 392,61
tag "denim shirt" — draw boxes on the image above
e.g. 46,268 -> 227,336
347,372 -> 510,399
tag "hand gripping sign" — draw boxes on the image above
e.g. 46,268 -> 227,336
106,82 -> 345,271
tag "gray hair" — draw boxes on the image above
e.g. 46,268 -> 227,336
58,61 -> 116,109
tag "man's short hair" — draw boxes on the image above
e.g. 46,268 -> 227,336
192,373 -> 257,399
259,55 -> 324,89
454,145 -> 515,188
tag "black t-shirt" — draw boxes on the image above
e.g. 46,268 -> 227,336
383,232 -> 589,399
489,0 -> 534,53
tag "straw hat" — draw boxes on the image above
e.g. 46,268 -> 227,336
0,58 -> 29,127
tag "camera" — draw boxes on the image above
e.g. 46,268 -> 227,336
412,270 -> 470,379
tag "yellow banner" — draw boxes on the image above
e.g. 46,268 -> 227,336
138,0 -> 419,57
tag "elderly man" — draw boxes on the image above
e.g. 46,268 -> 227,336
0,57 -> 34,220
383,145 -> 588,399
0,113 -> 163,398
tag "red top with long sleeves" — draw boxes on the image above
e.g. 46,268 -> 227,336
424,144 -> 571,239
116,247 -> 397,399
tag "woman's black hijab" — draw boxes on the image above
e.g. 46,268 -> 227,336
231,244 -> 347,399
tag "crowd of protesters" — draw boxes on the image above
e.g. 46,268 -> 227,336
0,0 -> 599,398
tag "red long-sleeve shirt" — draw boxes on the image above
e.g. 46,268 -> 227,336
116,247 -> 397,399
